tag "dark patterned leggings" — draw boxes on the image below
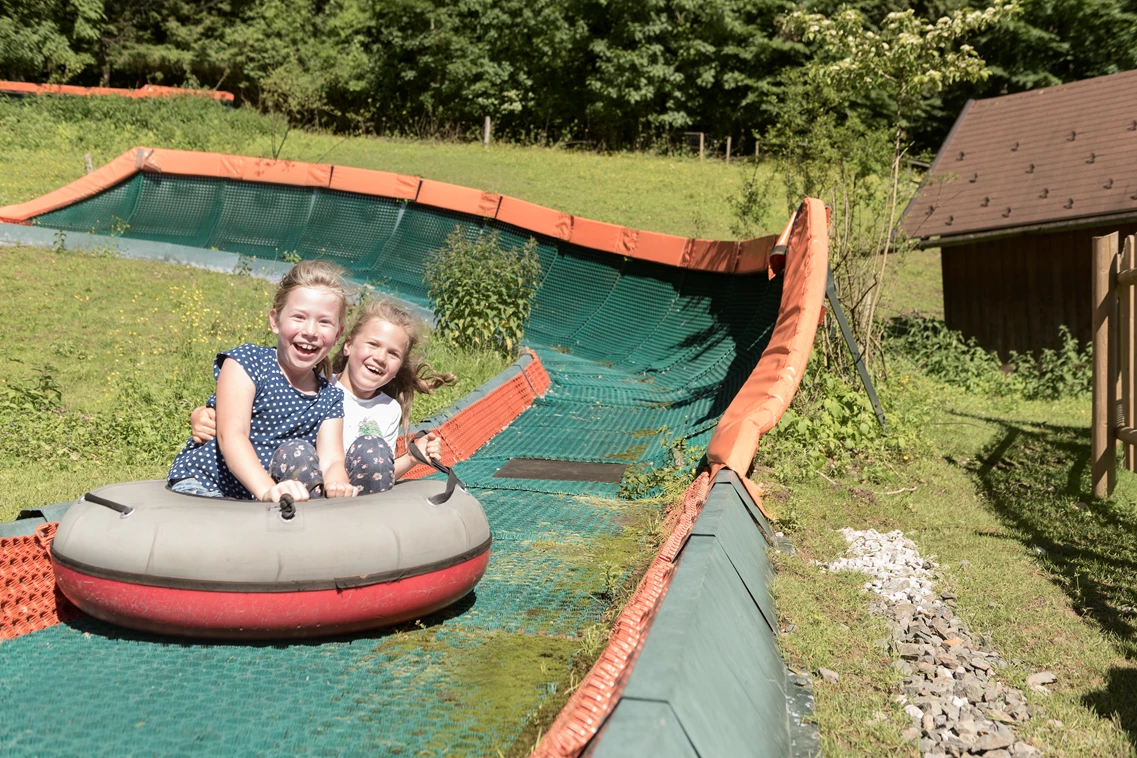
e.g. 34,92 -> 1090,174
270,436 -> 395,496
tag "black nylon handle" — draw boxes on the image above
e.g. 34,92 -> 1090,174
84,492 -> 134,517
409,431 -> 465,505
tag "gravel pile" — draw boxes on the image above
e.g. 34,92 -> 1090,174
821,529 -> 1047,758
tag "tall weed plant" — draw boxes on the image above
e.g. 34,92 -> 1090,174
425,228 -> 541,357
885,315 -> 1091,400
757,356 -> 924,483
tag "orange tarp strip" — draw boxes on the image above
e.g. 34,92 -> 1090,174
0,80 -> 234,102
707,198 -> 829,476
329,166 -> 421,200
0,146 -> 778,274
496,196 -> 572,240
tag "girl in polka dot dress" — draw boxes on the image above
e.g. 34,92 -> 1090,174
168,260 -> 359,503
188,298 -> 456,496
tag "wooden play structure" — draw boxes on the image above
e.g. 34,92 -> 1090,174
1091,231 -> 1137,497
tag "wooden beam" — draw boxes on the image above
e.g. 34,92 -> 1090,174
1117,266 -> 1137,288
1093,232 -> 1119,498
1123,235 -> 1137,471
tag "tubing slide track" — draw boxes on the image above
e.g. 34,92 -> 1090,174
0,147 -> 828,757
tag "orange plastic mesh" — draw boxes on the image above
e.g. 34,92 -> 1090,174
531,470 -> 712,758
0,523 -> 77,641
0,81 -> 234,102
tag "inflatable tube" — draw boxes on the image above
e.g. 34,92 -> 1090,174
49,477 -> 491,639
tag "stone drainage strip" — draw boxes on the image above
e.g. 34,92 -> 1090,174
821,529 -> 1048,758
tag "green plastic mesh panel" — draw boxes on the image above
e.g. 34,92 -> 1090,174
35,174 -> 142,235
10,175 -> 787,756
127,175 -> 225,247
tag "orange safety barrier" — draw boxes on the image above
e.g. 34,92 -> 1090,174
0,81 -> 234,102
530,199 -> 828,758
0,354 -> 549,642
0,524 -> 77,641
0,147 -> 777,274
532,471 -> 711,758
707,199 -> 827,517
397,352 -> 550,479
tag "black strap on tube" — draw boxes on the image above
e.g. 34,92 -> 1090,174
84,492 -> 134,517
409,431 -> 465,506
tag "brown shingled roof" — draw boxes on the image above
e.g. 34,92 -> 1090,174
903,68 -> 1137,243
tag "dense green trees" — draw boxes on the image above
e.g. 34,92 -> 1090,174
1,0 -> 1134,150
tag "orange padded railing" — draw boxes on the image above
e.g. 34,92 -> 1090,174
0,81 -> 234,102
0,147 -> 775,275
531,199 -> 828,758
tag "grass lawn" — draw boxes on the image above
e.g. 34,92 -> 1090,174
0,96 -> 785,240
768,253 -> 1137,755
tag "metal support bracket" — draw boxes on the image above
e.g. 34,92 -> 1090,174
825,267 -> 888,430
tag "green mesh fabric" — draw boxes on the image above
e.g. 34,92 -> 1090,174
14,175 -> 785,756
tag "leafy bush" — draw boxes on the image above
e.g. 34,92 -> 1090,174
424,228 -> 541,357
758,369 -> 915,483
885,315 -> 1091,400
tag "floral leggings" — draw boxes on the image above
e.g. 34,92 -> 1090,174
271,435 -> 395,495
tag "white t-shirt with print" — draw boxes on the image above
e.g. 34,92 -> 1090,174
334,377 -> 401,453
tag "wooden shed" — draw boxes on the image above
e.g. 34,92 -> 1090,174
903,69 -> 1137,358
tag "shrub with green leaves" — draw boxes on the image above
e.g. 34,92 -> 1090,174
885,315 -> 1091,400
758,369 -> 915,482
424,228 -> 541,357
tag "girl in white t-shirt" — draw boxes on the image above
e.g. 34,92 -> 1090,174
191,299 -> 456,493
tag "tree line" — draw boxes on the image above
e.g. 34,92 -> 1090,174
2,0 -> 1136,151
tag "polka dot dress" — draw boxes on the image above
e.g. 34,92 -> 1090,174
168,344 -> 344,499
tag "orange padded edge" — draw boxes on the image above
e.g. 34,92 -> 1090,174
0,80 -> 234,102
532,470 -> 713,758
330,166 -> 421,200
496,196 -> 572,240
736,235 -> 775,274
683,239 -> 739,273
0,146 -> 776,274
532,201 -> 827,758
0,524 -> 78,640
417,179 -> 501,218
707,198 -> 829,479
400,351 -> 549,479
0,150 -> 139,221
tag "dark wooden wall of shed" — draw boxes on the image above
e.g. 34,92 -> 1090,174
942,223 -> 1137,359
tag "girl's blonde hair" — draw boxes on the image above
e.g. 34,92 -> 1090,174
332,298 -> 457,437
271,260 -> 350,379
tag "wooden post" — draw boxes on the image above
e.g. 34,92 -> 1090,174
483,116 -> 491,149
84,153 -> 93,175
699,132 -> 705,162
755,138 -> 760,160
1122,234 -> 1137,471
1092,232 -> 1118,498
725,136 -> 732,165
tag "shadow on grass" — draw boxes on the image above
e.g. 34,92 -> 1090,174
953,410 -> 1137,740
